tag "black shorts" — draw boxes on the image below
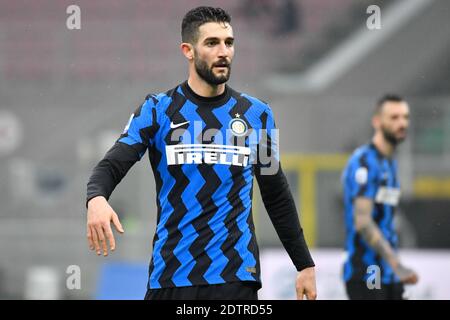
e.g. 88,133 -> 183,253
144,281 -> 259,300
345,281 -> 404,300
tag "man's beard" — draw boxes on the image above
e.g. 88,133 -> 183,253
194,56 -> 231,85
382,126 -> 405,146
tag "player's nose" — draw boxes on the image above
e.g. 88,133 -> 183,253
399,119 -> 409,128
217,42 -> 230,57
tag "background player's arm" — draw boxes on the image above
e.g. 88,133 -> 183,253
354,197 -> 418,284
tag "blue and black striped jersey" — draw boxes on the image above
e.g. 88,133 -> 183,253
342,143 -> 401,284
87,81 -> 314,290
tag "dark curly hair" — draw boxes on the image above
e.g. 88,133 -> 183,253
181,6 -> 231,44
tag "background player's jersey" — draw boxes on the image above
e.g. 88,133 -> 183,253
342,143 -> 401,284
118,81 -> 277,289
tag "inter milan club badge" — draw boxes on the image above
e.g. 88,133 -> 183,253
229,113 -> 248,137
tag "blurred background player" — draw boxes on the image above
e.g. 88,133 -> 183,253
342,94 -> 419,300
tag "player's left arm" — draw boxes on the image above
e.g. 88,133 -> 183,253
256,164 -> 317,300
354,197 -> 418,284
254,106 -> 316,300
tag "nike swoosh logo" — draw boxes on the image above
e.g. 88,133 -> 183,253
170,120 -> 190,129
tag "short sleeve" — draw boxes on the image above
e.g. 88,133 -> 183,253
349,155 -> 378,200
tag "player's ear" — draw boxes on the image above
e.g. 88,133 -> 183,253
372,114 -> 380,130
181,43 -> 194,60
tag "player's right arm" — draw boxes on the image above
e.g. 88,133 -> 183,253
353,197 -> 418,284
86,95 -> 158,256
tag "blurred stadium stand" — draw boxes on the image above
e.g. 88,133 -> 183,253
0,0 -> 449,299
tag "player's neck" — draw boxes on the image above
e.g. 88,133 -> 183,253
187,75 -> 226,98
372,134 -> 395,157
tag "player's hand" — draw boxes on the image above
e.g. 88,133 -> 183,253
395,264 -> 419,284
295,267 -> 317,300
87,196 -> 124,256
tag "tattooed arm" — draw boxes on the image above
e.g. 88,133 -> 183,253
354,197 -> 418,284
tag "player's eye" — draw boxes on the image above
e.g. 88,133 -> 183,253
225,40 -> 234,47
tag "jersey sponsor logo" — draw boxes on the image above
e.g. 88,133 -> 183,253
355,167 -> 368,185
170,120 -> 190,129
123,113 -> 134,134
375,187 -> 401,206
165,144 -> 250,167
